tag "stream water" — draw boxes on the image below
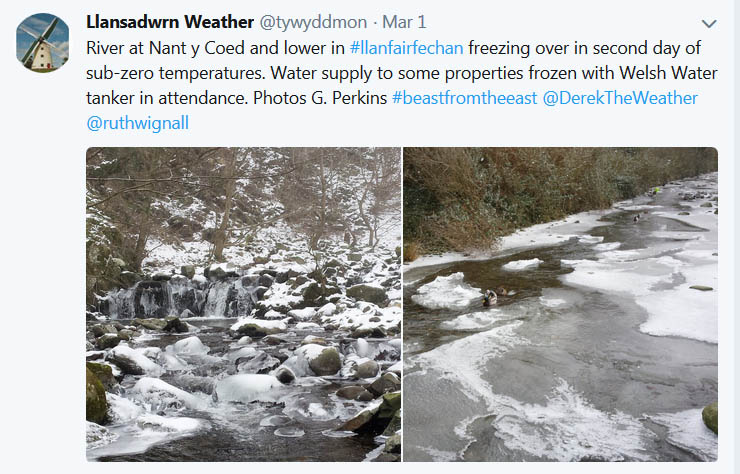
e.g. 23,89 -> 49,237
88,318 -> 384,462
403,173 -> 718,461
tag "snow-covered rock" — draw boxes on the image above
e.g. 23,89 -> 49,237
215,374 -> 282,403
107,345 -> 163,376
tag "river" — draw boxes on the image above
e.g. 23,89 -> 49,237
403,172 -> 718,461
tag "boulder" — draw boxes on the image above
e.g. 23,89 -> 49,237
274,366 -> 295,384
346,284 -> 388,306
258,273 -> 275,288
262,335 -> 285,345
367,373 -> 401,397
382,408 -> 402,436
164,316 -> 189,333
152,272 -> 172,281
347,253 -> 363,262
308,346 -> 342,376
106,345 -> 162,376
91,323 -> 118,338
230,319 -> 286,338
702,402 -> 718,434
133,318 -> 167,331
351,327 -> 387,339
336,385 -> 369,400
352,360 -> 380,379
86,362 -> 117,391
338,404 -> 379,432
338,391 -> 400,434
302,283 -> 323,303
96,333 -> 121,350
384,433 -> 401,453
180,265 -> 196,279
119,271 -> 141,287
86,367 -> 108,424
205,263 -> 239,280
689,285 -> 713,291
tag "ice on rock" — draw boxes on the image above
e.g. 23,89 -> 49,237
167,336 -> 210,356
131,377 -> 206,411
108,345 -> 164,376
387,361 -> 402,374
502,258 -> 543,271
260,415 -> 292,427
141,347 -> 162,359
274,427 -> 305,438
192,274 -> 207,285
302,335 -> 325,345
86,421 -> 119,449
411,272 -> 481,310
107,393 -> 143,424
227,346 -> 258,361
215,374 -> 282,403
159,352 -> 189,371
136,413 -> 202,433
386,338 -> 402,350
356,338 -> 370,358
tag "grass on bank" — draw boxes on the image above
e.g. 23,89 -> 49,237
403,147 -> 717,260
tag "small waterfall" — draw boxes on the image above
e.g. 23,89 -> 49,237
99,274 -> 262,319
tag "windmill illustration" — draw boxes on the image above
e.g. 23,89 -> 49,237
19,16 -> 67,71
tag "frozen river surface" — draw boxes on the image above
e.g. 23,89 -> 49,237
404,173 -> 719,461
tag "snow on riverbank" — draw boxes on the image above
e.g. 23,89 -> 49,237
403,209 -> 612,279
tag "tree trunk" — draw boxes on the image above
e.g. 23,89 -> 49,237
213,150 -> 238,261
131,202 -> 152,272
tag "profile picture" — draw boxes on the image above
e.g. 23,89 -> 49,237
16,13 -> 68,72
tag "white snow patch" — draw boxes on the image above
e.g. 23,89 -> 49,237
440,309 -> 507,331
411,273 -> 481,310
502,258 -> 543,271
215,374 -> 282,403
491,379 -> 654,461
647,409 -> 717,461
167,336 -> 210,356
131,377 -> 206,410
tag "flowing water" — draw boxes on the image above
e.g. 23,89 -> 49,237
403,173 -> 718,461
88,318 -> 384,462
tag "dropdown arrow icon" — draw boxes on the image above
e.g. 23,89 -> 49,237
702,19 -> 717,28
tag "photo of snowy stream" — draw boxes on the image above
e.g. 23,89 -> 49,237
404,172 -> 719,461
86,148 -> 402,461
